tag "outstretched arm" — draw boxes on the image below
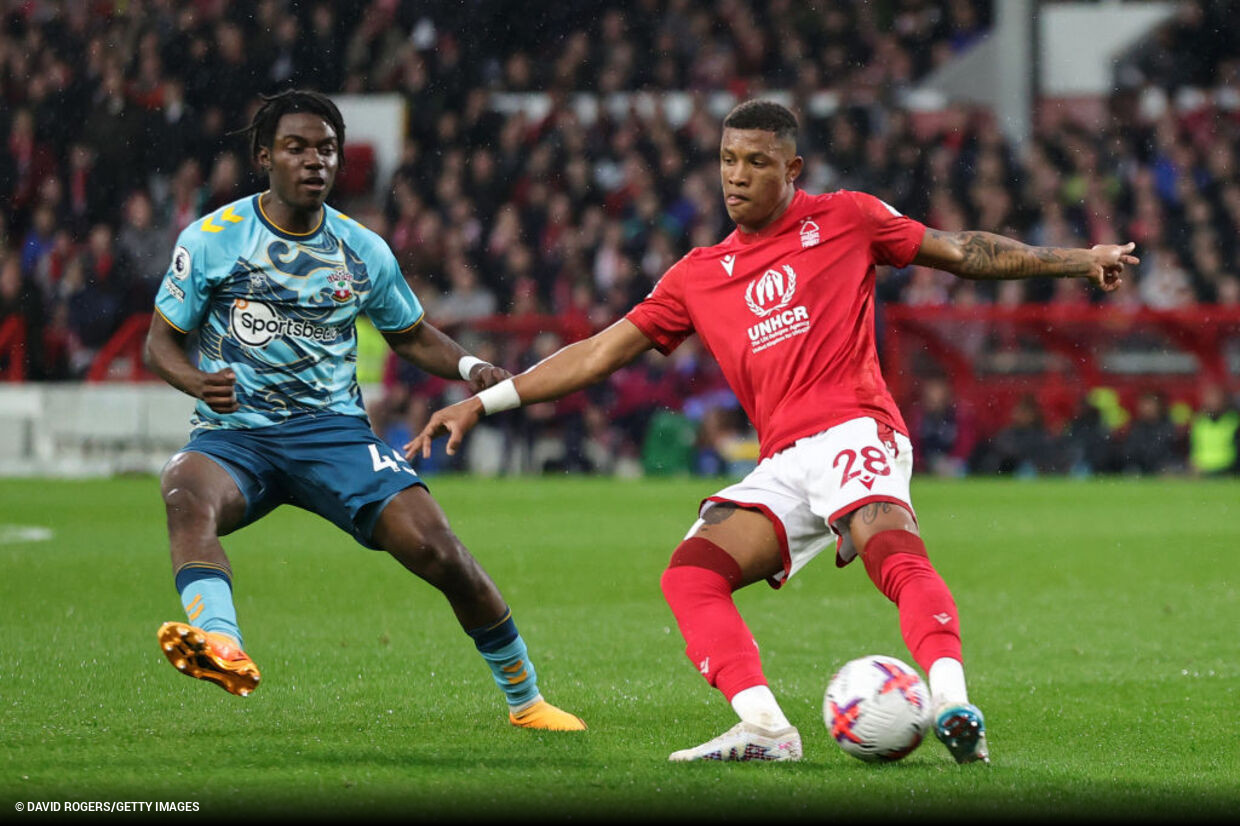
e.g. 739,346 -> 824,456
383,320 -> 510,392
913,229 -> 1139,292
405,318 -> 655,459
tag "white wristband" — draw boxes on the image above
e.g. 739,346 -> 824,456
476,378 -> 521,415
458,355 -> 487,381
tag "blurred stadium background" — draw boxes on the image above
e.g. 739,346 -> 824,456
1,0 -> 1239,480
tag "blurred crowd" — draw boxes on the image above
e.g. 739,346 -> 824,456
906,376 -> 1239,479
1,0 -> 1238,476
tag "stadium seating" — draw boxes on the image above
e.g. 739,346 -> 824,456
1,0 -> 1237,476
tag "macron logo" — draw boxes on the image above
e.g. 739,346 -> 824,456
721,254 -> 736,277
933,613 -> 953,625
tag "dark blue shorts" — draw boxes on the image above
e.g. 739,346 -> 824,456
178,413 -> 425,549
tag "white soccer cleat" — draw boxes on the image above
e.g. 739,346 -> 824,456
668,721 -> 802,762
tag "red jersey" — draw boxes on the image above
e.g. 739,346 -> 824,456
626,189 -> 926,460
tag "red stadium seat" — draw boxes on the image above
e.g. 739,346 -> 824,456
881,305 -> 1240,437
87,313 -> 155,382
336,143 -> 376,198
0,314 -> 27,381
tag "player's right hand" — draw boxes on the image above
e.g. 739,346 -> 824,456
198,368 -> 239,413
405,398 -> 484,460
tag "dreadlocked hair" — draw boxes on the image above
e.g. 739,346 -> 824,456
231,89 -> 346,167
723,100 -> 799,144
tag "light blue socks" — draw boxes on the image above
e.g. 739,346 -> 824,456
466,608 -> 540,710
175,563 -> 243,648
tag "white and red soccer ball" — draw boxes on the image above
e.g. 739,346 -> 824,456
824,654 -> 932,762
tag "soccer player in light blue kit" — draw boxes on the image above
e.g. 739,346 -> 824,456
145,89 -> 585,731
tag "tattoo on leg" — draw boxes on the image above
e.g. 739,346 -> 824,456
858,502 -> 892,526
702,503 -> 738,525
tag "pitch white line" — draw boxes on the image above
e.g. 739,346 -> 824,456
0,525 -> 54,544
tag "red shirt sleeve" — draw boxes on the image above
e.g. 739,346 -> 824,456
847,191 -> 927,268
625,255 -> 694,355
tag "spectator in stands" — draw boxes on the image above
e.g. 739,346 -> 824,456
65,223 -> 126,367
1215,274 -> 1240,306
164,158 -> 208,236
29,226 -> 72,308
0,254 -> 29,324
1188,383 -> 1239,476
36,252 -> 77,377
512,330 -> 591,474
692,405 -> 754,478
1117,390 -> 1185,476
81,62 -> 142,216
574,400 -> 624,475
19,204 -> 57,281
37,296 -> 74,381
116,190 -> 172,314
1060,395 -> 1118,477
302,2 -> 348,92
907,376 -> 974,477
973,395 -> 1058,477
605,349 -> 685,459
206,20 -> 262,124
0,251 -> 35,377
64,142 -> 107,238
201,151 -> 247,214
432,257 -> 498,328
1138,246 -> 1197,309
7,107 -> 58,235
901,265 -> 953,306
146,77 -> 203,184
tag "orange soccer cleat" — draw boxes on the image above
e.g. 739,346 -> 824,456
508,698 -> 587,731
157,621 -> 261,697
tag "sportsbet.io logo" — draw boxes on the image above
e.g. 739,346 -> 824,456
230,299 -> 339,348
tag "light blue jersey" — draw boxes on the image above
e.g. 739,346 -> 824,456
154,194 -> 423,430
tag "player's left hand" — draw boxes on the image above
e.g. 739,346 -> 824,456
1088,242 -> 1139,291
466,363 -> 512,393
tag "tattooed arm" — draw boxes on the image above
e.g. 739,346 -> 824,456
913,229 -> 1139,292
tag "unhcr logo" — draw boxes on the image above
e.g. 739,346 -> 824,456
745,265 -> 797,317
744,265 -> 811,353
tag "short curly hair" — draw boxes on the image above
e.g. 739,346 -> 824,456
723,100 -> 799,143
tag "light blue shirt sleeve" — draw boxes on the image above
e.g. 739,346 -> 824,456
360,238 -> 424,333
154,226 -> 214,333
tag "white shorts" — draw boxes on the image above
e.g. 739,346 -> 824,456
689,417 -> 915,588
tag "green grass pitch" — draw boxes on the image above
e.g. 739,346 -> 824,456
1,474 -> 1237,822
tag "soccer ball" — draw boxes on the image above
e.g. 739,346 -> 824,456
824,654 -> 932,762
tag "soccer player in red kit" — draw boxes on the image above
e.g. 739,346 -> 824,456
407,100 -> 1138,764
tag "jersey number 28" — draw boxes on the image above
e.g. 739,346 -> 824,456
833,446 -> 891,486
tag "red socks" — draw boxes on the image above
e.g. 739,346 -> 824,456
862,529 -> 962,672
659,531 -> 961,700
659,537 -> 765,701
